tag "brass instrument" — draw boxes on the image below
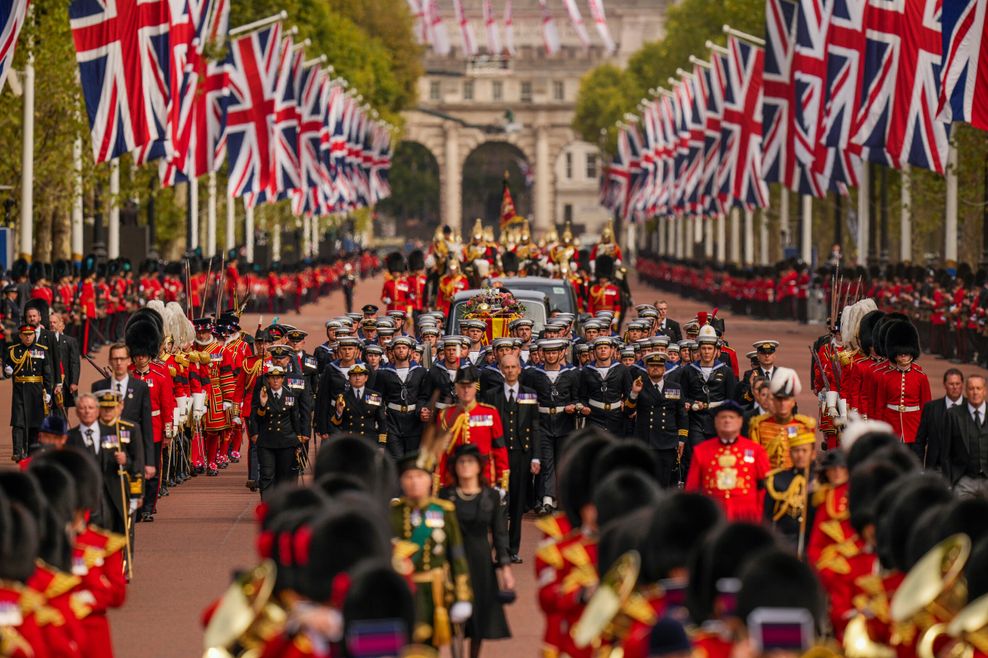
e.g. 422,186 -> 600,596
203,560 -> 286,658
843,615 -> 896,658
891,534 -> 971,658
571,551 -> 641,651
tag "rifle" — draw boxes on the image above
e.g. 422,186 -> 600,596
199,258 -> 213,319
809,345 -> 832,393
84,353 -> 111,379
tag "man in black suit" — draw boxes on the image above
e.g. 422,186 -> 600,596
92,342 -> 155,487
917,368 -> 965,471
943,375 -> 988,498
67,392 -> 144,534
481,354 -> 543,563
248,365 -> 304,498
734,340 -> 779,405
49,313 -> 81,412
625,353 -> 688,487
655,300 -> 682,343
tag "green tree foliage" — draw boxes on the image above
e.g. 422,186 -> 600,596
573,64 -> 636,153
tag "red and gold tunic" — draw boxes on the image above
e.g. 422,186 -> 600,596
380,274 -> 410,313
199,340 -> 230,432
437,273 -> 468,316
747,414 -> 817,470
436,402 -> 509,490
588,282 -> 621,318
685,437 -> 771,522
873,362 -> 931,445
534,514 -> 573,658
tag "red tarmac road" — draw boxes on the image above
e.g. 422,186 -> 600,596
0,271 -> 983,658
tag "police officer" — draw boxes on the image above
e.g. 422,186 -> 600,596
375,336 -> 428,458
578,336 -> 632,435
248,365 -> 304,498
522,338 -> 580,513
330,363 -> 386,444
625,352 -> 689,487
5,324 -> 55,460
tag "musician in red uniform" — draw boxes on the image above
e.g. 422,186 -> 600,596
127,311 -> 177,522
380,252 -> 410,314
435,366 -> 510,492
437,259 -> 469,316
685,400 -> 771,522
873,321 -> 931,461
588,255 -> 621,325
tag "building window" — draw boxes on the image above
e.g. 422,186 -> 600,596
564,204 -> 573,223
565,152 -> 573,179
429,80 -> 441,101
492,80 -> 503,101
553,80 -> 565,101
463,80 -> 474,100
521,81 -> 533,103
586,153 -> 598,179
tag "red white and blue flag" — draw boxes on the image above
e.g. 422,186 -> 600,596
0,0 -> 30,94
701,55 -> 727,215
293,64 -> 331,217
938,0 -> 988,130
718,36 -> 769,209
69,0 -> 172,163
224,23 -> 281,199
269,35 -> 303,198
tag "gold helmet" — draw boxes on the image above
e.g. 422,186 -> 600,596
471,218 -> 484,241
601,219 -> 614,243
546,228 -> 559,243
520,219 -> 531,243
433,225 -> 445,243
562,221 -> 574,245
448,258 -> 460,273
483,225 -> 495,242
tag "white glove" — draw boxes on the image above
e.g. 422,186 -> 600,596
176,396 -> 189,422
450,601 -> 473,624
184,396 -> 193,418
3,366 -> 11,376
223,401 -> 232,410
837,398 -> 848,419
825,391 -> 840,418
129,499 -> 140,513
173,408 -> 183,429
495,487 -> 507,502
192,392 -> 206,421
44,393 -> 51,404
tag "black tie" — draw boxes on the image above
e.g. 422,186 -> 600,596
85,428 -> 94,449
975,410 -> 981,427
508,389 -> 515,405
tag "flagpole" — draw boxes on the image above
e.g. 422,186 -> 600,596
109,160 -> 120,259
207,172 -> 217,257
688,55 -> 711,69
900,165 -> 911,262
743,207 -> 754,265
228,10 -> 288,37
302,214 -> 312,258
801,195 -> 813,264
945,139 -> 958,264
244,200 -> 255,262
722,25 -> 766,47
704,40 -> 730,55
19,9 -> 34,261
188,178 -> 199,254
72,135 -> 84,262
856,166 -> 869,265
272,216 -> 282,262
225,193 -> 235,253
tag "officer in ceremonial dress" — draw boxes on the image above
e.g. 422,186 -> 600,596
248,364 -> 304,498
763,426 -> 817,549
5,323 -> 55,461
747,368 -> 817,470
624,352 -> 688,487
329,362 -> 387,443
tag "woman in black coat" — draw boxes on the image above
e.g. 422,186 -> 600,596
439,444 -> 513,657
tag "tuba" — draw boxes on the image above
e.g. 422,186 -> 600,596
203,560 -> 287,658
917,592 -> 988,658
571,551 -> 641,652
891,534 -> 971,658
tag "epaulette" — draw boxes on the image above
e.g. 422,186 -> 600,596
794,414 -> 817,429
431,497 -> 456,512
90,526 -> 128,555
475,402 -> 497,411
175,353 -> 188,367
839,350 -> 855,366
812,483 -> 832,508
912,362 -> 926,373
117,419 -> 135,428
40,569 -> 81,599
536,540 -> 565,570
34,343 -> 47,350
747,412 -> 770,429
390,498 -> 403,508
168,366 -> 177,377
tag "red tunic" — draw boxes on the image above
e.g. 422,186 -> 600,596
199,341 -> 229,432
533,514 -> 573,658
380,274 -> 410,313
873,363 -> 931,444
685,437 -> 771,522
436,402 -> 509,490
130,362 -> 177,444
588,283 -> 621,317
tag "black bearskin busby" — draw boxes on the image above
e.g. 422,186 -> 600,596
884,320 -> 921,360
595,254 -> 615,280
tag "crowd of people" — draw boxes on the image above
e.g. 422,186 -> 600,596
3,223 -> 988,658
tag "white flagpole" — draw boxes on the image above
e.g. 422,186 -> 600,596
108,160 -> 120,258
206,171 -> 217,257
189,178 -> 200,251
225,192 -> 235,252
19,24 -> 34,260
72,136 -> 84,261
244,200 -> 255,262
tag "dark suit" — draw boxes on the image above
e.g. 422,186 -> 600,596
67,421 -> 144,534
656,318 -> 682,343
482,382 -> 543,554
92,376 -> 154,465
52,332 -> 81,409
943,404 -> 988,490
734,366 -> 777,407
249,384 -> 302,497
329,386 -> 386,442
916,397 -> 964,470
625,377 -> 688,487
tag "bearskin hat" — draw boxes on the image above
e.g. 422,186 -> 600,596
407,249 -> 425,272
314,435 -> 397,502
641,493 -> 723,583
28,261 -> 46,284
385,252 -> 406,275
858,310 -> 886,355
884,320 -> 921,360
557,433 -> 615,527
848,460 -> 908,535
342,560 -> 416,655
595,254 -> 615,280
592,469 -> 662,530
500,250 -> 519,274
32,448 -> 101,515
0,503 -> 38,582
736,549 -> 826,628
876,474 -> 952,572
297,502 -> 391,604
125,316 -> 162,359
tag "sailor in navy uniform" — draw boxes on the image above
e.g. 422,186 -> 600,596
681,326 -> 739,446
375,336 -> 429,458
578,336 -> 633,435
248,365 -> 304,498
624,353 -> 688,487
330,363 -> 387,444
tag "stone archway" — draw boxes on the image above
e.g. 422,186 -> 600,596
460,141 -> 533,235
375,140 -> 441,241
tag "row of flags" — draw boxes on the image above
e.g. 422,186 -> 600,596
0,0 -> 392,219
408,0 -> 615,58
602,0 -> 988,222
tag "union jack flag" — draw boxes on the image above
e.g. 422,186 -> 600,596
761,0 -> 799,186
269,35 -> 303,198
938,0 -> 988,130
160,57 -> 229,185
0,0 -> 30,94
293,64 -> 331,217
701,55 -> 727,215
684,66 -> 708,211
853,0 -> 948,173
655,93 -> 678,215
718,36 -> 769,209
69,0 -> 172,163
224,23 -> 282,198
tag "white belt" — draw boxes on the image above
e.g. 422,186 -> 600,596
151,410 -> 161,417
706,400 -> 725,409
387,403 -> 416,413
435,402 -> 450,409
886,404 -> 920,413
538,406 -> 565,415
588,399 -> 623,412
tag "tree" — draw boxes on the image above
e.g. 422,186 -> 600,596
573,64 -> 636,152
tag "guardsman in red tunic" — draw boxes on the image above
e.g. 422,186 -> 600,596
435,366 -> 510,492
437,259 -> 469,316
406,249 -> 428,319
589,220 -> 623,264
685,400 -> 771,522
380,252 -> 410,314
588,255 -> 622,324
873,321 -> 931,461
79,256 -> 99,356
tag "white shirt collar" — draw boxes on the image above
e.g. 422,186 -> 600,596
946,396 -> 962,409
355,388 -> 363,398
113,375 -> 128,392
82,423 -> 100,452
504,382 -> 518,397
968,401 -> 986,418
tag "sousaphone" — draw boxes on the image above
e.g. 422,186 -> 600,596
571,550 -> 641,650
918,593 -> 988,658
203,560 -> 286,658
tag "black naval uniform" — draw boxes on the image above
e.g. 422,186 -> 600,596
479,364 -> 505,397
6,339 -> 55,458
681,361 -> 738,445
314,360 -> 360,436
285,355 -> 315,438
579,361 -> 632,435
522,364 -> 580,502
482,380 -> 543,557
624,375 -> 688,487
424,361 -> 461,410
375,363 -> 428,458
763,467 -> 815,548
249,383 -> 303,498
330,385 -> 387,444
